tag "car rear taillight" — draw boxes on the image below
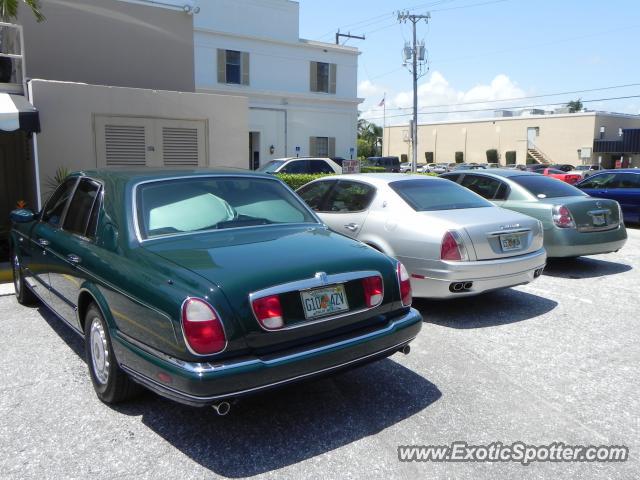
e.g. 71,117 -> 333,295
566,175 -> 580,184
362,275 -> 384,308
181,298 -> 226,355
440,230 -> 467,261
397,262 -> 412,307
552,205 -> 575,228
252,295 -> 284,329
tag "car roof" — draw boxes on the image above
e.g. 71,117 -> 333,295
319,173 -> 446,187
442,168 -> 540,179
75,167 -> 275,184
593,168 -> 640,174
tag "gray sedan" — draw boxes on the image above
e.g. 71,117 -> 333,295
297,174 -> 547,299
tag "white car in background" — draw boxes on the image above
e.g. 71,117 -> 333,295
258,157 -> 342,174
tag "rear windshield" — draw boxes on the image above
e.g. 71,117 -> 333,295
257,160 -> 285,173
511,175 -> 586,199
389,179 -> 492,211
136,176 -> 317,239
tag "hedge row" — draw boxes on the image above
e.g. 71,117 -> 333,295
275,173 -> 335,190
276,170 -> 438,190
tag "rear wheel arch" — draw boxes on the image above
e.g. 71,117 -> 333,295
77,287 -> 115,333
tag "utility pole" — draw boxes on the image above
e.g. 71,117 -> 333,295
335,30 -> 365,45
397,11 -> 430,173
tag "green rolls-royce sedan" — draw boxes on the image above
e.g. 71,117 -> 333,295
10,169 -> 421,412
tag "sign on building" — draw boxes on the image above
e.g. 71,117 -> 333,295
342,159 -> 360,174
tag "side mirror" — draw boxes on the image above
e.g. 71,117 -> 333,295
10,209 -> 35,223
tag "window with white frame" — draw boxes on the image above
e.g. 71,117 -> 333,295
309,136 -> 336,157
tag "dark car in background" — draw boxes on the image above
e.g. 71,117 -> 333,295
364,156 -> 401,172
576,169 -> 640,224
9,169 -> 421,412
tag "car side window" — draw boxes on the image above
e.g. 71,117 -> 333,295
617,173 -> 640,188
281,160 -> 308,174
443,174 -> 461,183
41,178 -> 78,228
63,178 -> 101,237
323,181 -> 376,212
308,160 -> 334,174
578,173 -> 616,189
297,181 -> 335,211
460,175 -> 504,200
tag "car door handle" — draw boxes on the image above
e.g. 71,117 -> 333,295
344,223 -> 359,232
37,238 -> 50,247
67,254 -> 82,264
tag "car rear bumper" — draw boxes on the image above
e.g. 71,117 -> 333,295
112,308 -> 422,407
544,224 -> 627,258
403,248 -> 547,299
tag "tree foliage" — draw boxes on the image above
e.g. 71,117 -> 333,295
357,116 -> 382,158
566,99 -> 583,113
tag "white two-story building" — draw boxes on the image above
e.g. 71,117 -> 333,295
194,0 -> 361,169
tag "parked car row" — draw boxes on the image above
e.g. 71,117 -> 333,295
7,165 -> 633,414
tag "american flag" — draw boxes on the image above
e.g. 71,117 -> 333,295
378,97 -> 385,107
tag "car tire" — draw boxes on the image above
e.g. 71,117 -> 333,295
12,254 -> 38,306
84,304 -> 142,404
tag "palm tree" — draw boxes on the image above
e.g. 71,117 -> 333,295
0,0 -> 46,22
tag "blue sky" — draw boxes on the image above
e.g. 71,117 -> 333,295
298,0 -> 640,125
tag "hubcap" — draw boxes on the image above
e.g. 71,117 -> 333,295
90,318 -> 110,385
12,256 -> 21,296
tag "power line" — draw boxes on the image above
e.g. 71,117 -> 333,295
372,82 -> 640,112
364,94 -> 640,121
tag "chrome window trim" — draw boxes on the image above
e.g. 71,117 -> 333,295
249,270 -> 383,332
61,177 -> 103,241
179,297 -> 229,358
41,176 -> 80,229
131,174 -> 323,244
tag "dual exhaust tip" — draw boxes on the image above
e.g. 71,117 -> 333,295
449,281 -> 473,293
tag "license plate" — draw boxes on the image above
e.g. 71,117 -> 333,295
500,234 -> 523,252
300,285 -> 349,320
592,214 -> 606,226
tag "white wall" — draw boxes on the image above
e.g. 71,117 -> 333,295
194,32 -> 359,98
194,0 -> 299,43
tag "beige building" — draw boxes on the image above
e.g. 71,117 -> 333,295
0,0 -> 248,233
384,112 -> 640,169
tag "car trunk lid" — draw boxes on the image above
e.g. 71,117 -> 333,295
420,207 -> 543,260
143,225 -> 398,352
537,196 -> 622,232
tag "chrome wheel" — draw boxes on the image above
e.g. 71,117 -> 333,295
89,317 -> 110,385
12,255 -> 21,296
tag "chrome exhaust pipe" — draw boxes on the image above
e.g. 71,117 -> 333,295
452,282 -> 464,291
463,282 -> 473,290
212,401 -> 231,416
399,345 -> 411,355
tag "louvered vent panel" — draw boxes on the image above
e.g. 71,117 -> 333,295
104,125 -> 146,166
163,127 -> 199,167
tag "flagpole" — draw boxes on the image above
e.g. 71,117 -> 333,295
383,92 -> 387,155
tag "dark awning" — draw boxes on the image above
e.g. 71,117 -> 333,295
0,92 -> 40,133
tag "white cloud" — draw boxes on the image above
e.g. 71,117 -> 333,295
358,72 -> 527,126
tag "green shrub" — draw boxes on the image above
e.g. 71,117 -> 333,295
486,149 -> 498,163
425,152 -> 434,163
275,173 -> 334,190
360,166 -> 386,173
455,151 -> 464,163
505,151 -> 516,165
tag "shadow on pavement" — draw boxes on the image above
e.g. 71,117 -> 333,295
543,257 -> 632,279
37,304 -> 441,478
415,288 -> 557,329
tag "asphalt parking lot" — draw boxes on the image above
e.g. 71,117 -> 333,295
1,229 -> 639,480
